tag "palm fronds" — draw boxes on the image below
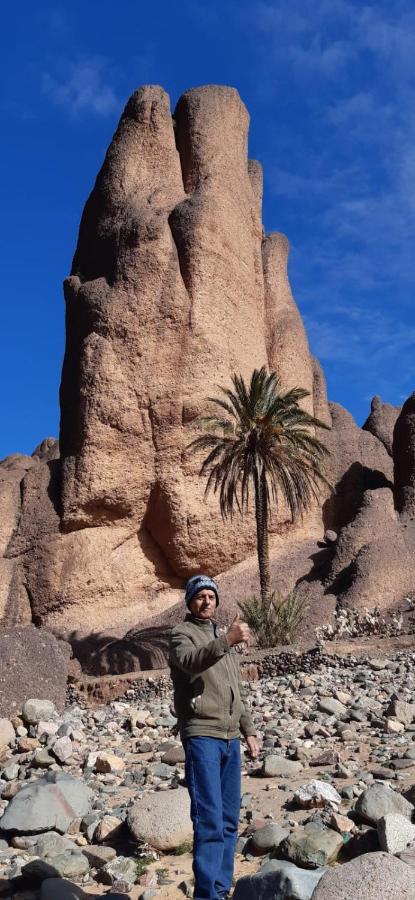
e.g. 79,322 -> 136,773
188,366 -> 330,605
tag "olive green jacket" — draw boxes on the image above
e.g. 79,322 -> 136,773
169,613 -> 255,741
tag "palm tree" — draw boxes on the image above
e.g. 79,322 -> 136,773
188,367 -> 330,607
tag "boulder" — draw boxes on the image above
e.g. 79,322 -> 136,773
0,772 -> 92,834
310,851 -> 415,899
22,851 -> 90,881
354,784 -> 414,826
0,627 -> 72,718
233,859 -> 326,899
23,698 -> 56,724
40,880 -> 88,900
127,786 -> 192,851
385,699 -> 415,725
377,813 -> 415,854
280,827 -> 343,869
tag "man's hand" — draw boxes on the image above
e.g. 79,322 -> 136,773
244,735 -> 260,759
226,612 -> 250,647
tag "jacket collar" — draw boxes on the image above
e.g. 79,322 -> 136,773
185,613 -> 216,628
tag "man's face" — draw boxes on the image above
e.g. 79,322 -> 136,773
189,588 -> 217,620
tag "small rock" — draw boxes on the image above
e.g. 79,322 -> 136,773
95,752 -> 125,774
250,822 -> 289,854
38,721 -> 59,740
2,763 -> 19,782
262,756 -> 303,778
293,780 -> 341,809
82,844 -> 117,868
310,751 -> 340,768
329,812 -> 354,834
22,699 -> 56,725
317,698 -> 347,717
0,719 -> 15,750
160,746 -> 185,766
101,855 -> 137,891
17,736 -> 40,752
385,719 -> 405,735
52,736 -> 73,763
94,814 -> 123,842
386,699 -> 415,725
32,748 -> 55,768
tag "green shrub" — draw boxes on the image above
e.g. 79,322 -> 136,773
135,854 -> 154,876
171,841 -> 193,856
238,590 -> 307,647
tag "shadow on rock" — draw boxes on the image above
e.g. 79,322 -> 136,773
68,625 -> 171,675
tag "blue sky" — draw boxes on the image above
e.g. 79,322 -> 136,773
1,0 -> 414,459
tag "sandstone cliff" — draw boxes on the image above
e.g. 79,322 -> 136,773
1,85 -> 413,640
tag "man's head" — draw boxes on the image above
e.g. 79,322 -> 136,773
185,575 -> 219,620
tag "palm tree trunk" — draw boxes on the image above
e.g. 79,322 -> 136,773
254,468 -> 271,607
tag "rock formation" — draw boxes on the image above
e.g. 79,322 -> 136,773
363,395 -> 401,456
320,396 -> 415,614
393,392 -> 415,521
0,84 -> 414,641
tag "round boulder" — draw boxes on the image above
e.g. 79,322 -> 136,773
127,786 -> 192,851
311,851 -> 415,899
355,784 -> 414,825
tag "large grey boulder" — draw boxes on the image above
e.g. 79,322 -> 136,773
0,772 -> 92,834
310,851 -> 415,899
233,859 -> 326,900
127,786 -> 192,851
355,784 -> 414,825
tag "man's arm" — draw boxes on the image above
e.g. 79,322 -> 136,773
237,668 -> 256,737
169,627 -> 230,675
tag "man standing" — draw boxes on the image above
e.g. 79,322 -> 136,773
169,574 -> 259,900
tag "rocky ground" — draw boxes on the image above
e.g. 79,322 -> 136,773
1,649 -> 415,899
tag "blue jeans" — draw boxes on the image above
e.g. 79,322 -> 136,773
184,736 -> 241,900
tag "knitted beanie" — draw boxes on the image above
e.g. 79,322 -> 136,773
185,575 -> 220,608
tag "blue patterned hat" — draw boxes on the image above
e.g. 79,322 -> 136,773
185,575 -> 220,608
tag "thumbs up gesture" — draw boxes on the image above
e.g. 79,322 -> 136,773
226,611 -> 250,647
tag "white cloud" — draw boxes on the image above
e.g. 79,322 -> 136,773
42,58 -> 119,117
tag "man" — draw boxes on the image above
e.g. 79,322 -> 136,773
169,574 -> 259,900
